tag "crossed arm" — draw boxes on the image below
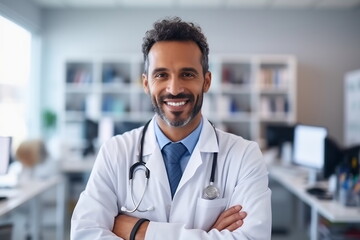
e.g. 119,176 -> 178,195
112,205 -> 247,240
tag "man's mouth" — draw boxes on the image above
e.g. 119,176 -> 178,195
166,101 -> 187,107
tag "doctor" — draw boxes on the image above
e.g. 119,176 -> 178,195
71,17 -> 271,240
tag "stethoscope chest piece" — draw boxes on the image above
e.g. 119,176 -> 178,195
202,183 -> 220,200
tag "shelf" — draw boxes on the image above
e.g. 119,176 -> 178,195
258,88 -> 289,94
221,84 -> 252,94
101,112 -> 154,122
222,112 -> 254,122
260,114 -> 292,122
65,111 -> 86,121
101,83 -> 133,93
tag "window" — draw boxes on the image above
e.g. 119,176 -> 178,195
0,15 -> 32,149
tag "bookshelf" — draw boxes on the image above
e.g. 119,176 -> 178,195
205,54 -> 296,147
61,54 -> 296,157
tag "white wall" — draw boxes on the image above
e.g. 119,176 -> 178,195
41,8 -> 360,146
0,0 -> 42,33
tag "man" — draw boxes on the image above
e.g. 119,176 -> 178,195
71,17 -> 271,240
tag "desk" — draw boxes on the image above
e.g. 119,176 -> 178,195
61,157 -> 95,231
61,158 -> 95,173
269,163 -> 360,240
0,176 -> 65,240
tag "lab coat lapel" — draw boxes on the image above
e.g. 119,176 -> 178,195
177,119 -> 219,192
140,119 -> 171,197
178,147 -> 202,189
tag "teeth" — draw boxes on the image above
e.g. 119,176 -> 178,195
167,101 -> 186,107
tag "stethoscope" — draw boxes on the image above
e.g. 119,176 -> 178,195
121,120 -> 220,213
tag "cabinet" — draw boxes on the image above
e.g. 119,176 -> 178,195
61,54 -> 296,157
344,69 -> 360,147
62,55 -> 151,158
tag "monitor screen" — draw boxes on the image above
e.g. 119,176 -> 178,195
265,124 -> 295,149
84,119 -> 98,141
323,137 -> 343,179
0,136 -> 12,175
293,125 -> 327,170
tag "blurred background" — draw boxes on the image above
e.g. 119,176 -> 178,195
0,0 -> 360,239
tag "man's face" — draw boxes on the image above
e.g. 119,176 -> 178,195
143,41 -> 211,127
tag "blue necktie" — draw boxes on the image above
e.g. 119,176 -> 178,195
162,142 -> 187,198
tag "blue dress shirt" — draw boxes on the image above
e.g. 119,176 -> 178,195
154,118 -> 203,172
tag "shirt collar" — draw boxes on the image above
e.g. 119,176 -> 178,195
154,118 -> 203,154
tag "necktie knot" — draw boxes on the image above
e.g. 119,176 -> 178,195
163,142 -> 187,164
162,142 -> 187,198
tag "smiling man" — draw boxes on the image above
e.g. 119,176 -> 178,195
71,17 -> 271,240
145,40 -> 210,141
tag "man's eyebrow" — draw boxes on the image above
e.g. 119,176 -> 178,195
152,67 -> 168,74
151,67 -> 200,75
181,67 -> 199,74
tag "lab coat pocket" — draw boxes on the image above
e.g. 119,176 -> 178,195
193,197 -> 227,231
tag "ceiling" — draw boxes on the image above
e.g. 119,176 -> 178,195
32,0 -> 360,9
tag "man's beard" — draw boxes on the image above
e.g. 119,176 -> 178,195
151,92 -> 203,127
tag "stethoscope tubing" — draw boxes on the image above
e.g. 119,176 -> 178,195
122,119 -> 219,212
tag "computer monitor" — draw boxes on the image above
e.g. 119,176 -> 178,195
83,119 -> 99,157
84,119 -> 98,141
265,124 -> 295,160
0,136 -> 12,175
292,124 -> 327,184
265,124 -> 295,149
342,145 -> 360,175
323,137 -> 343,179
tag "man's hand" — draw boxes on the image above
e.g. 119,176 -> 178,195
113,215 -> 149,240
210,205 -> 247,232
113,205 -> 246,238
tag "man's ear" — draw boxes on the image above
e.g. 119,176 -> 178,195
203,71 -> 212,93
143,73 -> 149,94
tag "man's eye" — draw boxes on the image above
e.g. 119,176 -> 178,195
182,72 -> 195,78
154,73 -> 167,78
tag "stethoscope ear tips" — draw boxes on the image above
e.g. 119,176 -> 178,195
120,206 -> 127,212
146,206 -> 155,211
120,205 -> 155,212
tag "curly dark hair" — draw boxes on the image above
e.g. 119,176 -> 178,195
142,17 -> 209,76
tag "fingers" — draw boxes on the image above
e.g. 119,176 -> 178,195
211,205 -> 247,232
226,211 -> 247,231
220,205 -> 242,219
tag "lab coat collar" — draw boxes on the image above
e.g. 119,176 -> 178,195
142,116 -> 219,156
197,118 -> 219,153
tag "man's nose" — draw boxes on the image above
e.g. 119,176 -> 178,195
166,77 -> 184,96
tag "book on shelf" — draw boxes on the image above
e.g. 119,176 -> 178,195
102,67 -> 128,84
216,96 -> 248,117
102,95 -> 127,115
221,67 -> 249,85
260,96 -> 289,117
67,68 -> 92,84
259,68 -> 289,89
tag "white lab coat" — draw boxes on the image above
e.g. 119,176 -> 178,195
71,117 -> 271,239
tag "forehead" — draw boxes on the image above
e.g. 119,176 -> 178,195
147,41 -> 202,69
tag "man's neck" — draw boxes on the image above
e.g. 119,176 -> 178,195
156,114 -> 202,142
